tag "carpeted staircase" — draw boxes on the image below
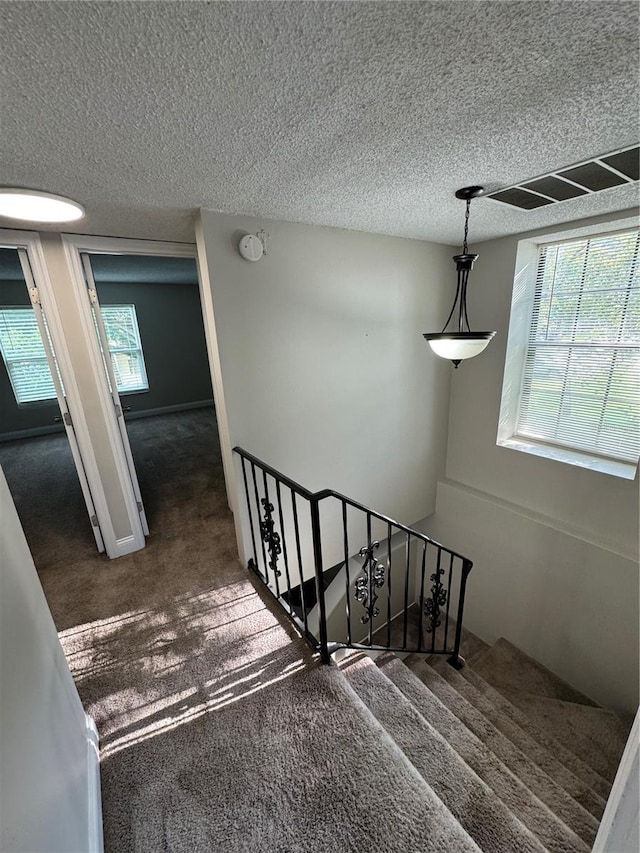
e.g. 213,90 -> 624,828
337,636 -> 631,853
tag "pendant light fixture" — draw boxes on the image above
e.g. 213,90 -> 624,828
423,186 -> 495,367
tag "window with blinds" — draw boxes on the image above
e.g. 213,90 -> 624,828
515,229 -> 640,464
0,303 -> 148,405
0,307 -> 57,404
101,305 -> 148,394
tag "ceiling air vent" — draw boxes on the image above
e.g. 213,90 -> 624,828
485,145 -> 639,210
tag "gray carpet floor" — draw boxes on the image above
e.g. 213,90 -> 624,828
3,409 -> 631,851
5,408 -> 479,852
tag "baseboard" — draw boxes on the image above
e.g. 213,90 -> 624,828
0,400 -> 215,442
123,399 -> 214,420
86,714 -> 104,853
0,423 -> 66,442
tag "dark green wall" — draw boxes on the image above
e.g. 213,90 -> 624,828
0,279 -> 62,437
0,278 -> 213,439
97,280 -> 213,416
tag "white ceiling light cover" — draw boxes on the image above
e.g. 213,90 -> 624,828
0,189 -> 85,223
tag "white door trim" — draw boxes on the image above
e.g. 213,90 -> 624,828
592,708 -> 639,853
0,228 -> 117,554
60,235 -> 152,557
60,233 -> 234,554
194,217 -> 244,560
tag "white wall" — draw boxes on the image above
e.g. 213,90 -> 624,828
197,211 -> 454,543
0,467 -> 101,852
423,209 -> 639,713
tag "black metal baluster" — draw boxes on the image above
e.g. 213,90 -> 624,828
417,542 -> 427,652
402,533 -> 410,648
342,501 -> 352,646
448,559 -> 473,669
262,471 -> 281,598
240,457 -> 258,571
275,480 -> 293,616
251,461 -> 269,584
367,512 -> 373,647
291,491 -> 309,639
431,548 -> 442,653
387,523 -> 392,648
444,552 -> 454,651
310,498 -> 330,663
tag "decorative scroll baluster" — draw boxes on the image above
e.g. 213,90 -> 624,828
424,553 -> 447,634
259,498 -> 282,576
354,541 -> 386,624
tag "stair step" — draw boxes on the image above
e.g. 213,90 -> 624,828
332,660 -> 482,853
404,654 -> 599,848
340,653 -> 547,853
460,663 -> 612,800
504,691 -> 633,784
470,638 -> 599,706
379,654 -> 590,853
429,656 -> 607,819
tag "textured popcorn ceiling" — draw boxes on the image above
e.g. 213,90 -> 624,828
0,1 -> 638,245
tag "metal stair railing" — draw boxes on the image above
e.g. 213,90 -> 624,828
234,447 -> 473,668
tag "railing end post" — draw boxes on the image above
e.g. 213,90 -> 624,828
447,653 -> 466,670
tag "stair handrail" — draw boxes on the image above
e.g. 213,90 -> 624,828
233,446 -> 473,667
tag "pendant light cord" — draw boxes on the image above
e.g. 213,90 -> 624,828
462,198 -> 471,254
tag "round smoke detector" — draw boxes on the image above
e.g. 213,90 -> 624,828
238,234 -> 264,262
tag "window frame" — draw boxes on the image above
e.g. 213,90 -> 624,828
99,303 -> 149,395
497,218 -> 639,481
0,302 -> 149,405
0,305 -> 59,406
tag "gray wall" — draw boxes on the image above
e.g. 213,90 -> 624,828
422,208 -> 639,712
0,467 -> 96,852
0,278 -> 213,439
96,280 -> 213,416
198,209 -> 454,534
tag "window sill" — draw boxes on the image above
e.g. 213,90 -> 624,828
497,436 -> 638,481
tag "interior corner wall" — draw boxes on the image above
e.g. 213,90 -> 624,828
423,208 -> 639,713
197,210 -> 453,530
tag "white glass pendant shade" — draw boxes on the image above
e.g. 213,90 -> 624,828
426,332 -> 496,362
0,189 -> 84,223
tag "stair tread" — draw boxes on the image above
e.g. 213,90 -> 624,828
460,662 -> 612,800
470,638 -> 599,706
340,653 -> 547,853
379,654 -> 590,853
503,690 -> 633,783
428,656 -> 607,818
404,654 -> 599,847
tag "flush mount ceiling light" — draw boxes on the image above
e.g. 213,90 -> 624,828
423,185 -> 496,368
0,188 -> 85,223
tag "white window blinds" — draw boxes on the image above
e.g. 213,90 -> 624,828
100,305 -> 148,394
0,303 -> 148,405
0,307 -> 57,403
516,229 -> 640,463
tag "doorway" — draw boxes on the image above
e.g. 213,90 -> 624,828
74,245 -> 222,538
0,242 -> 105,569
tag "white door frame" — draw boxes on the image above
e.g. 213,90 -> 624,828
60,234 -> 235,548
79,253 -> 150,537
0,228 -> 115,553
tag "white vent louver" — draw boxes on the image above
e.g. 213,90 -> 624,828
485,145 -> 639,210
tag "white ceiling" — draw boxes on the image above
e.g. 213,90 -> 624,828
1,1 -> 638,245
